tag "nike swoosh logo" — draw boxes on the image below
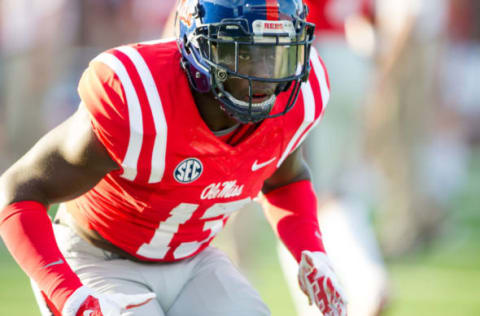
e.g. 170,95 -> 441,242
83,310 -> 94,316
42,259 -> 64,269
251,157 -> 276,171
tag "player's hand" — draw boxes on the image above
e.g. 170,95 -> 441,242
298,250 -> 347,316
62,285 -> 156,316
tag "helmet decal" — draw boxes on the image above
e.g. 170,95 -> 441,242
178,2 -> 194,28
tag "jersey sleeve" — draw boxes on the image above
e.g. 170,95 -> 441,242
77,55 -> 130,171
308,47 -> 330,123
290,47 -> 330,153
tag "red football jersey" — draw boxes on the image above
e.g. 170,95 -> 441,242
72,39 -> 329,262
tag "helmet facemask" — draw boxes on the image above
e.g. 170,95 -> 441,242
178,2 -> 315,123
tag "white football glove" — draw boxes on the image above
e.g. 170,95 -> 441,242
62,285 -> 156,316
298,250 -> 348,316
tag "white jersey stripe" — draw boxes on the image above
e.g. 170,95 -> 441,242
277,80 -> 316,167
117,46 -> 168,183
93,53 -> 143,181
293,117 -> 320,153
310,48 -> 330,110
290,49 -> 331,153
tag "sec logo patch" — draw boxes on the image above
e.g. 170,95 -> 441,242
174,158 -> 203,183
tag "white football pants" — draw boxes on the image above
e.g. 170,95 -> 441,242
32,220 -> 270,316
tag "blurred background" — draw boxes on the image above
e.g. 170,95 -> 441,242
0,0 -> 479,315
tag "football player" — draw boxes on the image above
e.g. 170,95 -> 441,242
0,0 -> 346,315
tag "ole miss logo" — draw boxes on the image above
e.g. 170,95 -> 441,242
174,158 -> 203,183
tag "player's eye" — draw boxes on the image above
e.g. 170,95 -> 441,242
239,53 -> 251,61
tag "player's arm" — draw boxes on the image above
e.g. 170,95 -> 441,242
0,106 -> 153,315
261,148 -> 347,316
0,105 -> 118,208
261,146 -> 321,260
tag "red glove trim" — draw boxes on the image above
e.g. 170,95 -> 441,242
0,201 -> 82,312
76,295 -> 101,316
261,180 -> 325,262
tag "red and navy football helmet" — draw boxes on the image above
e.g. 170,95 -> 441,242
176,0 -> 315,123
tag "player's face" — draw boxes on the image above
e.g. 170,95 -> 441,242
213,40 -> 304,103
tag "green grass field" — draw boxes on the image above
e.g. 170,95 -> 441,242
383,149 -> 480,316
1,151 -> 479,315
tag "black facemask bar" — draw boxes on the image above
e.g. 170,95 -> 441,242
189,18 -> 315,123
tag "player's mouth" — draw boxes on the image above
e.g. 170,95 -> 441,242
245,91 -> 274,104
